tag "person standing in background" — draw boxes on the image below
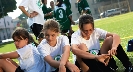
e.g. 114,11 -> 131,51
47,1 -> 55,19
41,0 -> 53,20
53,0 -> 74,43
19,0 -> 45,40
77,0 -> 91,15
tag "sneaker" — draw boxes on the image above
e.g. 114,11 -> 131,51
124,66 -> 133,72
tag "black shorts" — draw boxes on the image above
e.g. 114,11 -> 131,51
15,66 -> 24,72
52,68 -> 71,72
30,23 -> 43,39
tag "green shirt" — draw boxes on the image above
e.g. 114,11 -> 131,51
47,7 -> 54,19
54,4 -> 72,31
77,0 -> 91,14
63,0 -> 71,9
42,4 -> 52,20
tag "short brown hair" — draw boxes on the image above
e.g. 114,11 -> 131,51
42,19 -> 60,33
79,14 -> 94,30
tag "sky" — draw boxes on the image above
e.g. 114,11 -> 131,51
8,0 -> 53,19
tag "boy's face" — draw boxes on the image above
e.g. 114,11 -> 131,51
14,37 -> 28,49
44,0 -> 47,4
80,23 -> 94,38
50,1 -> 54,7
44,29 -> 59,45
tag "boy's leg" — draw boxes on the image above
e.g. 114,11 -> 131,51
107,58 -> 118,71
0,68 -> 3,72
82,58 -> 110,72
100,36 -> 118,71
115,44 -> 133,71
100,36 -> 133,71
30,23 -> 43,40
0,59 -> 17,72
76,57 -> 89,72
53,68 -> 71,72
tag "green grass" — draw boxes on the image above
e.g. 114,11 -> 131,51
0,12 -> 133,71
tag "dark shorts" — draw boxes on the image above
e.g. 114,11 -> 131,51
30,23 -> 43,39
15,66 -> 24,72
52,68 -> 71,72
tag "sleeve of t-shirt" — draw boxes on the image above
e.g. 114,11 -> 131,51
62,36 -> 70,47
95,28 -> 107,39
83,0 -> 90,10
16,44 -> 33,59
71,33 -> 80,45
42,5 -> 48,14
37,43 -> 50,59
19,0 -> 30,8
66,7 -> 72,17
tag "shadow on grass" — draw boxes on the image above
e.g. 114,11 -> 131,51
0,41 -> 14,48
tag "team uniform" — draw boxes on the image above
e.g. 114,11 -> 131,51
19,0 -> 45,39
71,28 -> 107,52
42,4 -> 49,20
71,28 -> 133,72
71,28 -> 111,72
47,7 -> 54,19
54,4 -> 72,33
42,4 -> 53,20
71,28 -> 107,62
37,35 -> 70,72
16,44 -> 45,72
77,0 -> 91,15
64,0 -> 71,9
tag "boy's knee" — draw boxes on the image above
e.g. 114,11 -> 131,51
104,36 -> 113,44
78,43 -> 88,51
0,59 -> 6,66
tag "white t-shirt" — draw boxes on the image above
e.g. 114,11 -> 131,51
37,35 -> 70,72
19,0 -> 45,26
71,28 -> 107,50
17,44 -> 45,72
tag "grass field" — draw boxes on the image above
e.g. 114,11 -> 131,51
0,12 -> 133,72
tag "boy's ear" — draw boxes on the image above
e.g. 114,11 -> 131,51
25,38 -> 28,43
57,32 -> 60,36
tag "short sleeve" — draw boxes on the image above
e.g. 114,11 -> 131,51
17,44 -> 33,59
95,28 -> 107,39
19,0 -> 30,8
42,5 -> 48,14
61,36 -> 70,47
71,33 -> 80,45
83,0 -> 90,10
66,7 -> 72,17
37,42 -> 50,59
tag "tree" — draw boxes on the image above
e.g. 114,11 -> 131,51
0,0 -> 17,18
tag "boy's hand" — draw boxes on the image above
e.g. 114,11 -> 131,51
96,54 -> 110,66
29,11 -> 38,18
59,64 -> 66,72
66,62 -> 80,72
